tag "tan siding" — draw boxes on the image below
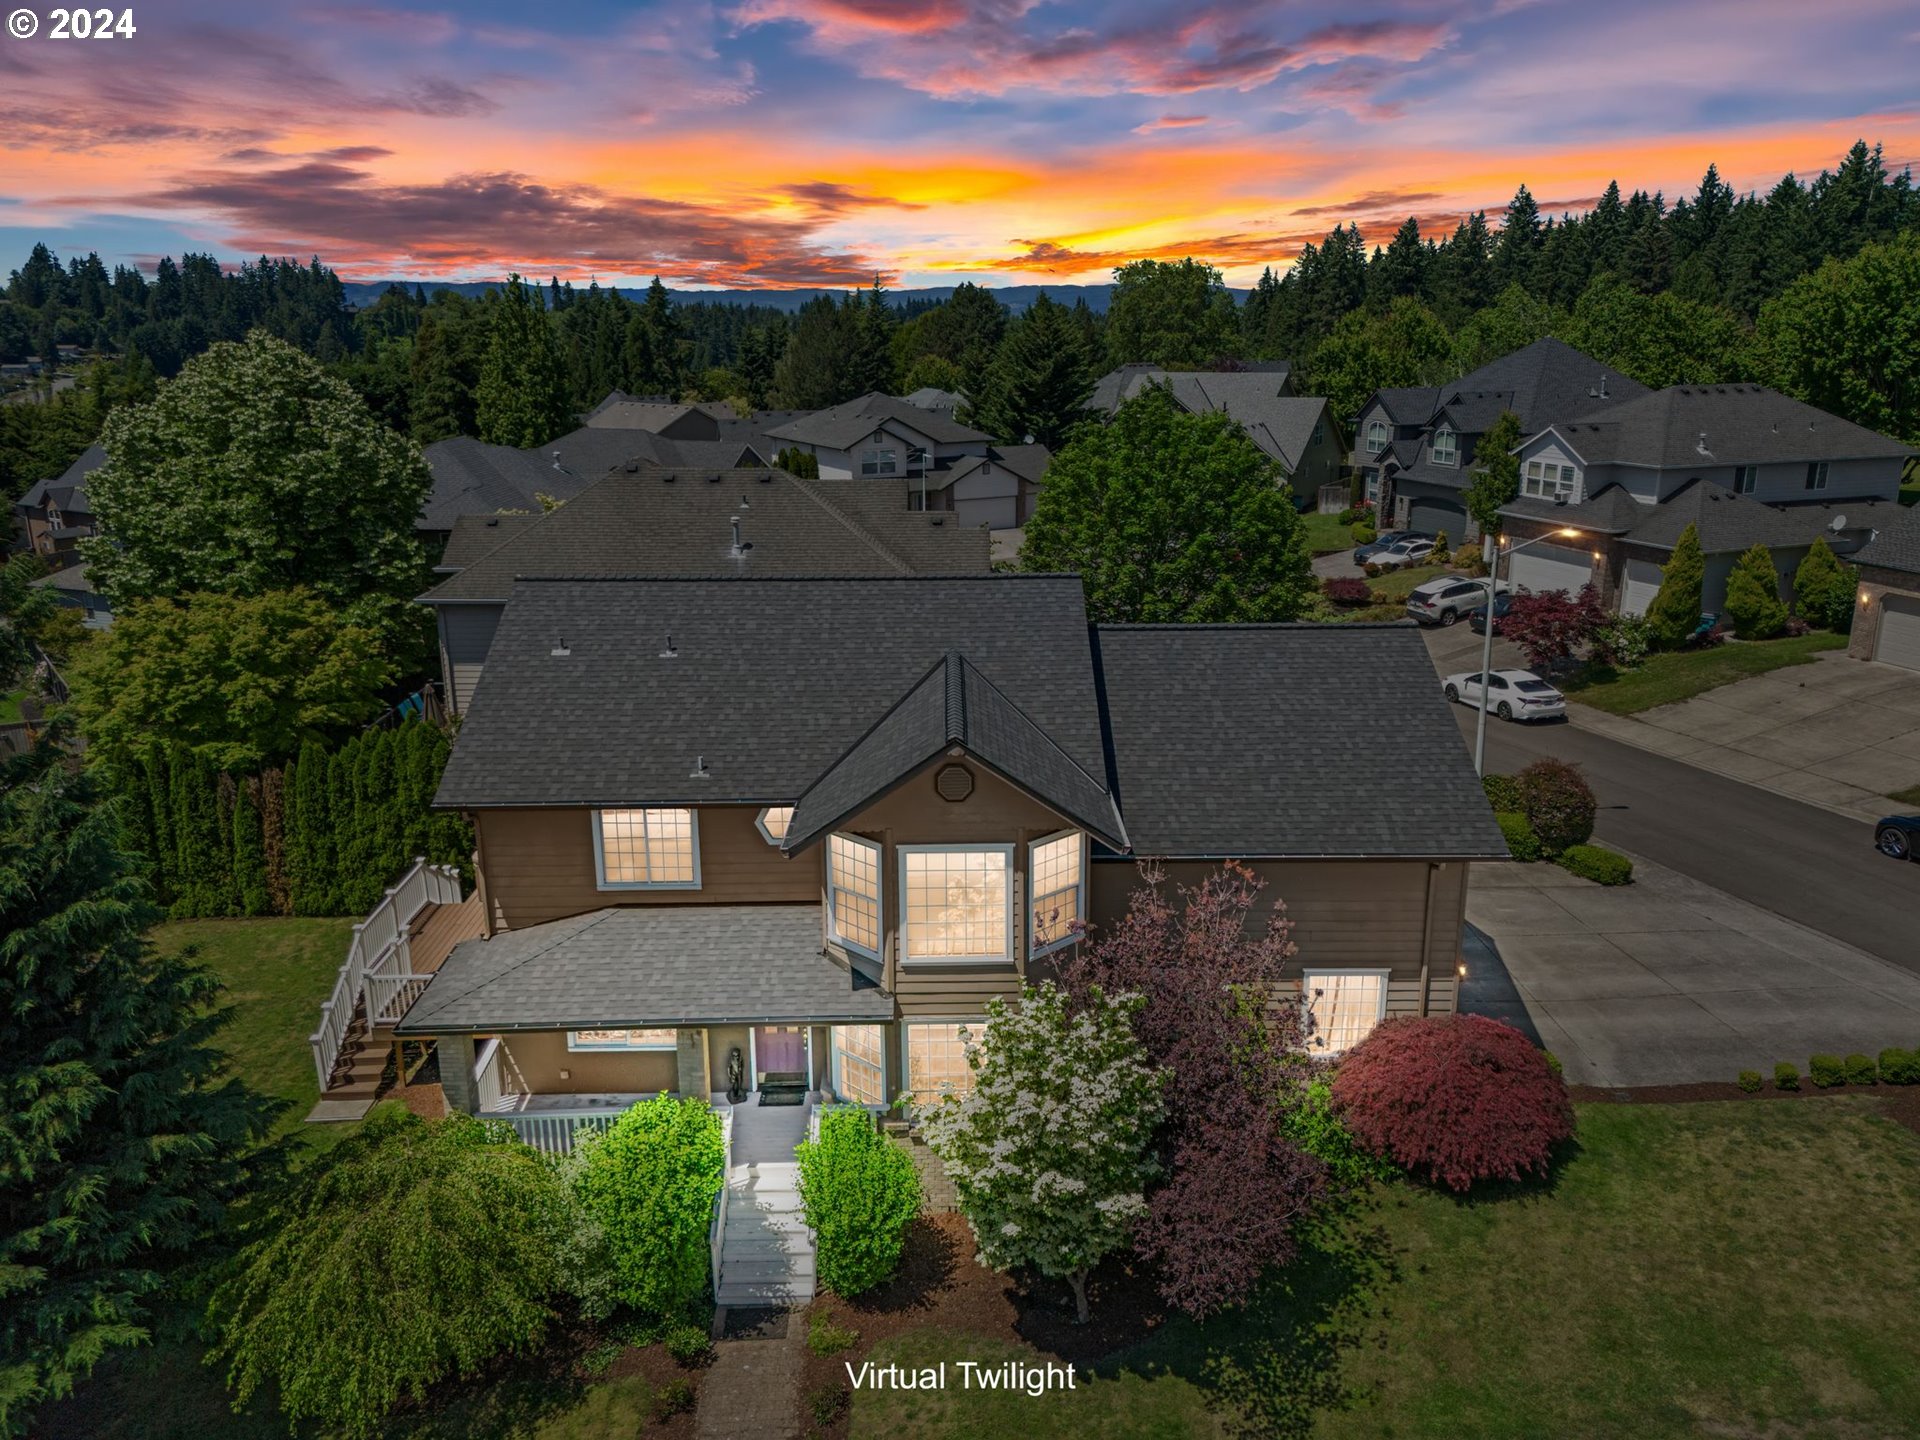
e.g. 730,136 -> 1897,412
706,1025 -> 751,1093
895,967 -> 1023,1017
499,1030 -> 678,1095
452,664 -> 485,713
474,806 -> 821,930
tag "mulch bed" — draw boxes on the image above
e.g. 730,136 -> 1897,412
1570,1079 -> 1920,1138
796,1212 -> 1175,1438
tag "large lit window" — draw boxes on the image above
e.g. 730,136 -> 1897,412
1029,831 -> 1084,955
594,808 -> 699,889
569,1028 -> 677,1050
861,447 -> 898,475
901,846 -> 1013,963
832,1025 -> 885,1105
755,806 -> 793,845
1432,426 -> 1457,466
1522,459 -> 1577,502
1302,972 -> 1388,1053
1364,419 -> 1389,454
904,1021 -> 983,1102
827,833 -> 882,957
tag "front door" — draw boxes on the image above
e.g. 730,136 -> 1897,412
753,1025 -> 808,1085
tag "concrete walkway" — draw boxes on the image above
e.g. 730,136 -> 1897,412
696,1312 -> 805,1440
1462,854 -> 1920,1087
1566,651 -> 1920,824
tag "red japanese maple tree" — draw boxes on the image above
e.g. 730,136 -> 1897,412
1501,584 -> 1607,672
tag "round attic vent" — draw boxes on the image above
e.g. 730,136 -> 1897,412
934,763 -> 974,803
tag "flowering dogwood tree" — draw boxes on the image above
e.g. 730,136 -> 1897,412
916,981 -> 1164,1324
1062,861 -> 1329,1317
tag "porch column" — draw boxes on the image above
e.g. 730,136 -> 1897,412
676,1027 -> 710,1100
439,1034 -> 478,1113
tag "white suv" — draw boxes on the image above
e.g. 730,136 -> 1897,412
1405,577 -> 1506,626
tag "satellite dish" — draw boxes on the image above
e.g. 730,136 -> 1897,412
1829,514 -> 1847,532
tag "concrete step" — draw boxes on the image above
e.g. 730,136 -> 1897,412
719,1254 -> 816,1284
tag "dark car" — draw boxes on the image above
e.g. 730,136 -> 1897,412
1874,815 -> 1920,861
1352,529 -> 1430,565
1467,589 -> 1517,634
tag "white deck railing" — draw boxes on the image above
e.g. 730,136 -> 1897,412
709,1106 -> 736,1300
308,857 -> 464,1091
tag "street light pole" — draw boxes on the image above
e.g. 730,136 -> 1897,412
1473,527 -> 1583,777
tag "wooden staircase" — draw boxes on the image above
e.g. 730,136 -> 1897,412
715,1160 -> 816,1308
322,1002 -> 399,1101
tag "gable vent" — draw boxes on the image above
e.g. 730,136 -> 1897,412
934,763 -> 974,803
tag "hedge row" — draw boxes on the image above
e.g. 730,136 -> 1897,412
1757,1049 -> 1920,1091
115,719 -> 472,919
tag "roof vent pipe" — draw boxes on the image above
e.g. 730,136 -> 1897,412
550,637 -> 570,657
659,633 -> 678,658
689,754 -> 710,779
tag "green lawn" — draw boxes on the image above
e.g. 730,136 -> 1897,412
1361,562 -> 1452,601
152,917 -> 358,1145
851,1099 -> 1920,1439
0,688 -> 24,724
1888,784 -> 1920,807
1302,510 -> 1359,557
1565,631 -> 1847,715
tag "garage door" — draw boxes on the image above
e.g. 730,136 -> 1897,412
1407,497 -> 1467,542
1876,593 -> 1920,672
1621,558 -> 1663,616
1507,542 -> 1595,598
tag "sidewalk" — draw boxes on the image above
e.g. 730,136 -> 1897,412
1566,651 -> 1920,824
1461,852 -> 1920,1087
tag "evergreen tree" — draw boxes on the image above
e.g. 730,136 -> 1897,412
1491,185 -> 1543,292
633,277 -> 685,396
1723,543 -> 1789,639
1646,522 -> 1707,648
1104,258 -> 1238,367
475,275 -> 571,448
1791,536 -> 1854,629
142,749 -> 177,904
408,293 -> 486,442
1463,410 -> 1525,540
0,735 -> 278,1433
967,292 -> 1094,448
287,739 -> 336,916
1370,217 -> 1430,303
232,777 -> 270,916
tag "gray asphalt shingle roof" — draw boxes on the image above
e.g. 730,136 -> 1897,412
418,465 -> 990,603
1087,363 -> 1293,415
394,905 -> 891,1034
437,512 -> 544,570
784,652 -> 1126,855
1094,623 -> 1508,859
920,444 -> 1051,493
1551,385 -> 1914,468
765,393 -> 990,448
1618,478 -> 1830,553
1853,504 -> 1920,575
435,575 -> 1108,810
1449,338 -> 1647,432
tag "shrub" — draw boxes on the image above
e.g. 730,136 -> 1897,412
1329,1015 -> 1575,1192
1557,844 -> 1633,886
1783,615 -> 1812,637
807,1308 -> 860,1356
1503,585 -> 1608,672
1878,1047 -> 1920,1084
664,1322 -> 713,1367
1646,522 -> 1707,649
1515,758 -> 1597,854
1724,543 -> 1789,639
1481,773 -> 1522,812
210,1111 -> 574,1439
808,1384 -> 851,1428
1338,504 -> 1368,524
1283,1078 -> 1398,1191
796,1107 -> 922,1297
652,1378 -> 696,1421
573,1095 -> 726,1317
1363,561 -> 1388,578
1452,547 -> 1489,578
1322,576 -> 1373,607
1590,612 -> 1654,670
1774,1062 -> 1801,1091
1792,537 -> 1855,630
1844,1053 -> 1878,1085
1351,520 -> 1376,544
1809,1053 -> 1846,1088
1736,1070 -> 1763,1093
1431,529 -> 1451,564
1496,811 -> 1542,862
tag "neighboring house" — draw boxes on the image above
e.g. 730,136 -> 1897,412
902,386 -> 965,414
28,561 -> 112,629
1849,504 -> 1920,672
581,400 -> 726,439
1496,385 -> 1911,615
1351,338 -> 1648,539
390,575 -> 1502,1131
419,462 -> 993,713
916,443 -> 1051,529
14,444 -> 103,563
1085,364 -> 1340,506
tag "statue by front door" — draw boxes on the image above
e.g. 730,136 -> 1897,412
726,1046 -> 745,1104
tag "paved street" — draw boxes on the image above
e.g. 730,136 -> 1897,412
1416,623 -> 1920,973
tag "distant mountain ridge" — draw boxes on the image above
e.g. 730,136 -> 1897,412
336,281 -> 1132,313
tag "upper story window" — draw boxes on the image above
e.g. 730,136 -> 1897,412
755,806 -> 793,846
861,447 -> 899,476
1364,419 -> 1389,454
1805,461 -> 1829,491
1734,465 -> 1758,495
569,1028 -> 677,1051
1029,831 -> 1085,956
1311,419 -> 1326,446
1522,459 -> 1577,502
827,833 -> 882,958
594,808 -> 699,889
900,845 -> 1014,964
1432,427 -> 1458,467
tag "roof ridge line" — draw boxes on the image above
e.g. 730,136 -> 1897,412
787,471 -> 914,574
406,909 -> 616,1021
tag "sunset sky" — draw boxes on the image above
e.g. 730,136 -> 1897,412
3,0 -> 1918,289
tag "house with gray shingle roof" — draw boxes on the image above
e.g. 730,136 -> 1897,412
390,573 -> 1502,1139
1496,384 -> 1911,618
1848,504 -> 1920,671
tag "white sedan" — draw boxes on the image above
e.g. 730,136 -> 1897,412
1369,537 -> 1436,569
1442,669 -> 1567,722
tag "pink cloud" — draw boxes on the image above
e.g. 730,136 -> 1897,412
1133,114 -> 1210,134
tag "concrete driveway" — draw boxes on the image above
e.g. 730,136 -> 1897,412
1462,853 -> 1920,1087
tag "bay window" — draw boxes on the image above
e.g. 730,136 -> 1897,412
831,1024 -> 886,1105
900,845 -> 1013,963
904,1020 -> 983,1101
594,808 -> 699,889
827,833 -> 882,957
1029,830 -> 1085,955
1302,971 -> 1388,1053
